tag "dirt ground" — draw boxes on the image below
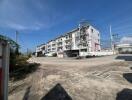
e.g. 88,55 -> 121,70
9,54 -> 132,100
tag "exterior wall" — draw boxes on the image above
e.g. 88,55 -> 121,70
36,24 -> 101,57
72,31 -> 79,50
116,44 -> 132,54
88,26 -> 100,52
73,26 -> 100,52
63,34 -> 72,51
35,44 -> 46,56
51,41 -> 57,53
56,36 -> 64,53
80,51 -> 115,56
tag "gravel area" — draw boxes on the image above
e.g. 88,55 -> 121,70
9,54 -> 132,100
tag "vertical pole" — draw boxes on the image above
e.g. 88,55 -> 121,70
16,31 -> 18,43
0,42 -> 2,100
27,48 -> 28,56
110,25 -> 113,51
2,41 -> 10,100
79,23 -> 81,56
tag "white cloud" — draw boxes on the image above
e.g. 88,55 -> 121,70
0,21 -> 42,31
0,0 -> 65,31
7,22 -> 28,30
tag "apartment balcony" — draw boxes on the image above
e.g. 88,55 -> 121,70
58,42 -> 62,45
47,44 -> 51,46
57,45 -> 63,48
36,49 -> 42,52
78,41 -> 87,45
65,37 -> 72,41
52,44 -> 56,47
65,39 -> 72,44
42,50 -> 46,54
52,47 -> 56,51
41,47 -> 45,51
57,41 -> 63,44
47,45 -> 51,48
65,42 -> 72,46
47,48 -> 51,51
52,46 -> 56,49
57,42 -> 62,46
65,45 -> 72,50
57,47 -> 63,52
57,39 -> 63,42
75,31 -> 87,37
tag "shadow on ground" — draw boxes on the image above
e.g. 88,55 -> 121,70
123,73 -> 132,83
23,86 -> 31,100
116,55 -> 132,61
116,88 -> 132,100
10,63 -> 40,81
41,83 -> 72,100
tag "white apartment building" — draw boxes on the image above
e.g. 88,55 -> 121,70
35,24 -> 101,57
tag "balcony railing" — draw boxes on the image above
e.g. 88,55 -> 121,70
65,37 -> 72,40
57,45 -> 63,47
65,45 -> 72,50
65,43 -> 71,46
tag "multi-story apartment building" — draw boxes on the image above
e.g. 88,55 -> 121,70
35,24 -> 101,57
35,43 -> 46,56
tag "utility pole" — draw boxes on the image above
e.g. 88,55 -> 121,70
78,23 -> 81,57
110,25 -> 113,51
15,31 -> 19,54
15,31 -> 19,43
27,48 -> 29,55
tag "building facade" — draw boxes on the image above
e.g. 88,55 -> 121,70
115,36 -> 132,54
35,24 -> 101,57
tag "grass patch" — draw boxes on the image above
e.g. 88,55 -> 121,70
10,54 -> 40,81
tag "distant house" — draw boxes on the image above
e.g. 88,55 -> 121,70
116,36 -> 132,54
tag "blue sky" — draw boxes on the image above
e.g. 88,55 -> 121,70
0,0 -> 132,52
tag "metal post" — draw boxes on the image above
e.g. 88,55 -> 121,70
2,41 -> 10,100
79,23 -> 81,56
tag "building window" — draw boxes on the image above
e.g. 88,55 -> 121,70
52,48 -> 55,50
91,29 -> 93,33
66,36 -> 68,39
81,49 -> 87,52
